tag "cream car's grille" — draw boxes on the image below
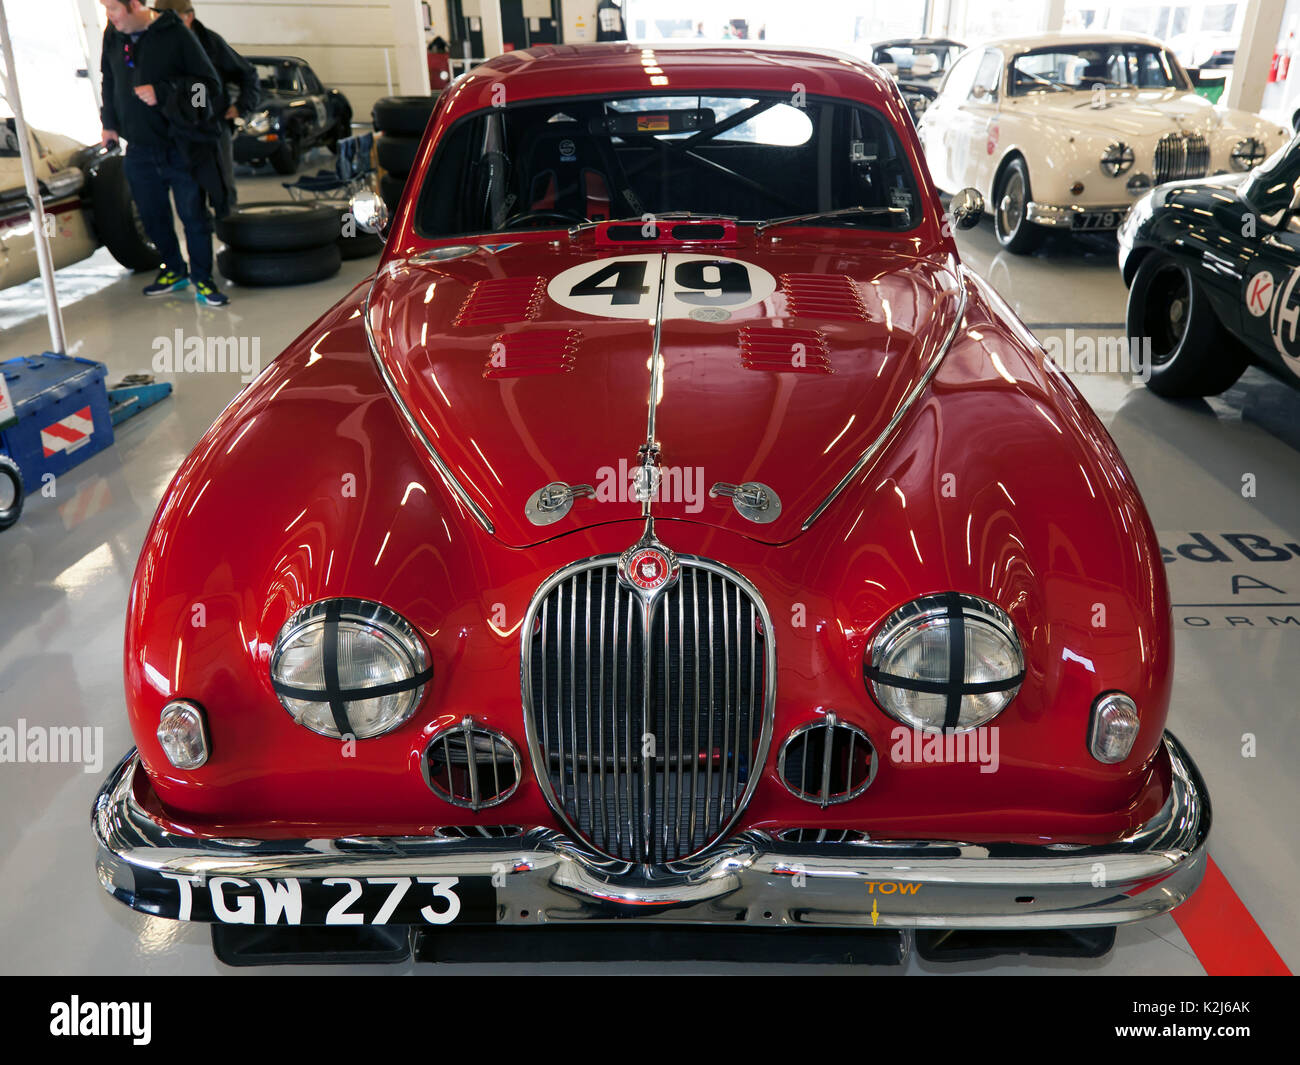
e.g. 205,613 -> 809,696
1153,132 -> 1210,184
524,558 -> 774,866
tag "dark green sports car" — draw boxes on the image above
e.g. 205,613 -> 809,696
1119,134 -> 1300,397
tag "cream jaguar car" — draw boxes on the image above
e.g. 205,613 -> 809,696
917,33 -> 1288,252
0,117 -> 158,289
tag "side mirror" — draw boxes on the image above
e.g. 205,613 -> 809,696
950,187 -> 985,230
350,188 -> 390,237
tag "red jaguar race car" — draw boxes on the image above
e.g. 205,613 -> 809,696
94,43 -> 1208,966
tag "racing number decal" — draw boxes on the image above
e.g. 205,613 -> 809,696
672,259 -> 752,305
568,259 -> 652,305
547,253 -> 777,319
1246,266 -> 1300,380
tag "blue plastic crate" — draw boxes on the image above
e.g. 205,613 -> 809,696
0,353 -> 115,489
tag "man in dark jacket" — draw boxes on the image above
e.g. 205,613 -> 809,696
154,0 -> 259,207
99,0 -> 230,305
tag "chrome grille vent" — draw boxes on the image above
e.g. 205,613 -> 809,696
524,558 -> 774,866
1152,132 -> 1209,184
423,719 -> 521,811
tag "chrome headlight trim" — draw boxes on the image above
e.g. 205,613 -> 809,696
864,593 -> 1024,733
1230,136 -> 1266,172
1100,141 -> 1135,177
270,598 -> 432,739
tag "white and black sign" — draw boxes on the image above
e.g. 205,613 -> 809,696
547,253 -> 777,320
1160,531 -> 1300,630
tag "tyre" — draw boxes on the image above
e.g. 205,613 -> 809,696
218,244 -> 343,287
338,226 -> 384,259
0,455 -> 23,533
216,201 -> 342,253
88,154 -> 162,272
993,157 -> 1043,254
380,172 -> 407,212
270,135 -> 301,175
1126,252 -> 1249,397
372,95 -> 438,136
377,133 -> 420,174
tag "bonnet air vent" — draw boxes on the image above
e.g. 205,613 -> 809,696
779,274 -> 869,322
483,329 -> 581,378
454,276 -> 546,327
739,326 -> 832,374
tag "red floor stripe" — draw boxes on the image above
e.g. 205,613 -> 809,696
1171,856 -> 1292,975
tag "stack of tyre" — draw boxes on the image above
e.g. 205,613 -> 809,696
216,200 -> 378,287
372,95 -> 440,215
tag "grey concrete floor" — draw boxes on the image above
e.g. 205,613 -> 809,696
0,168 -> 1295,974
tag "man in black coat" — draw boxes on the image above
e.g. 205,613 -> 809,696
154,0 -> 259,207
100,0 -> 231,304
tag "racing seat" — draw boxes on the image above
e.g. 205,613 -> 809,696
517,125 -> 632,222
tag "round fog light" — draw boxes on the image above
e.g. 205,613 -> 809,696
1089,692 -> 1139,764
157,699 -> 209,769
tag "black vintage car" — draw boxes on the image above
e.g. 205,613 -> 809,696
1120,134 -> 1300,397
870,37 -> 965,123
234,56 -> 353,175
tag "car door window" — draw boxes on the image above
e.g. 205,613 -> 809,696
939,50 -> 979,104
971,49 -> 1002,101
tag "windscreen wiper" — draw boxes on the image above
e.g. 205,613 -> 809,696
754,205 -> 905,236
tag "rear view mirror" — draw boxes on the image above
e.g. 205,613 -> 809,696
950,187 -> 985,230
350,188 -> 390,237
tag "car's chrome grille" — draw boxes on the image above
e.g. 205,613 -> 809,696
1153,131 -> 1209,184
524,558 -> 773,866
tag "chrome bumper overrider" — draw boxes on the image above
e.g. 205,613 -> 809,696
93,733 -> 1209,930
1026,201 -> 1132,229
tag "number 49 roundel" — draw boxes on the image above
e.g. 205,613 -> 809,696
547,253 -> 777,320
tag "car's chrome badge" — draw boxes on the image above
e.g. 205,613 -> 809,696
618,526 -> 679,600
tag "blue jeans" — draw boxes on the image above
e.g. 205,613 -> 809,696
123,143 -> 213,283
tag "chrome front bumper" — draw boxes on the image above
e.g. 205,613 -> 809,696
1026,201 -> 1132,230
93,733 -> 1209,930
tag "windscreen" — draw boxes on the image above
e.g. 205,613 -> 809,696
1009,43 -> 1185,94
414,92 -> 923,237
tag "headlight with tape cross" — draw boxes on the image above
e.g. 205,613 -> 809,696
864,593 -> 1024,732
270,598 -> 432,739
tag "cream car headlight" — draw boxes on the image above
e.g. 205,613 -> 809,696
244,109 -> 273,135
270,598 -> 432,739
1100,141 -> 1135,177
1230,136 -> 1266,171
864,593 -> 1024,732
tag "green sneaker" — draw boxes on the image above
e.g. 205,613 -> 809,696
143,266 -> 189,296
194,279 -> 230,307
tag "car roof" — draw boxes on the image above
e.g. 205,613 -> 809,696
874,38 -> 965,49
449,42 -> 899,110
980,31 -> 1169,53
246,55 -> 309,66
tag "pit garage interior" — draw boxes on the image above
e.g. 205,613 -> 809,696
0,0 -> 1297,976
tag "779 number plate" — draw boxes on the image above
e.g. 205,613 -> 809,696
1072,209 -> 1127,231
